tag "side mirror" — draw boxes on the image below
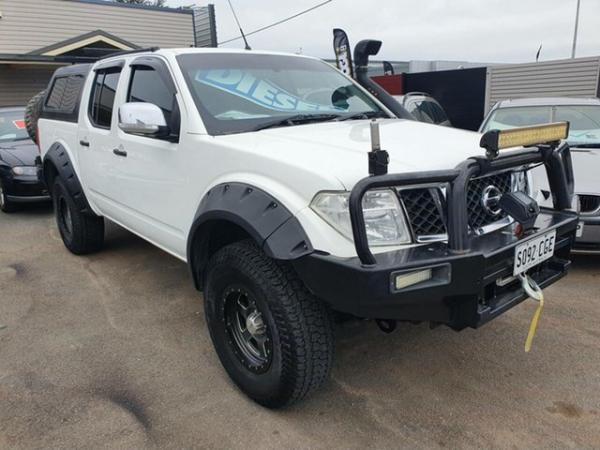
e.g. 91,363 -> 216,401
118,102 -> 168,137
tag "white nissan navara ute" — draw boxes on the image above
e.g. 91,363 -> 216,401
34,41 -> 578,408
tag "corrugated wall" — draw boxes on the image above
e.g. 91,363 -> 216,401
193,5 -> 217,48
0,65 -> 61,106
0,0 -> 195,54
485,57 -> 600,112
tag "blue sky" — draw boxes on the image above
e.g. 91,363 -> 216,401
165,0 -> 600,64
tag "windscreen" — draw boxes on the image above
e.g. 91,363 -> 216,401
177,53 -> 383,135
482,105 -> 600,146
0,109 -> 29,143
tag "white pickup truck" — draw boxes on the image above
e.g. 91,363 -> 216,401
35,43 -> 578,408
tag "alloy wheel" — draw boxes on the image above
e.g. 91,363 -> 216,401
223,286 -> 273,374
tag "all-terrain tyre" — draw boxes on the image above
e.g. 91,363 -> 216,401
203,240 -> 334,408
52,178 -> 104,255
24,90 -> 46,143
0,180 -> 18,213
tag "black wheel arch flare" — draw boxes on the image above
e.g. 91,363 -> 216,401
43,143 -> 94,214
187,183 -> 314,290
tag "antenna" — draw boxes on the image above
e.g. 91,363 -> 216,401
227,0 -> 251,50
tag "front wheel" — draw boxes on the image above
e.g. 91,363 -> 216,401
203,240 -> 334,408
0,181 -> 18,213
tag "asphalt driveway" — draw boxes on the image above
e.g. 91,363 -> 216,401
1,205 -> 599,449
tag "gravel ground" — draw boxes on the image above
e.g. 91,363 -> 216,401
1,204 -> 599,449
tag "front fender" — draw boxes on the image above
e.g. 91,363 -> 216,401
187,182 -> 313,261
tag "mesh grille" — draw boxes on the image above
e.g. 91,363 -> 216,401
580,195 -> 600,213
399,188 -> 447,237
398,171 -> 524,239
467,172 -> 512,230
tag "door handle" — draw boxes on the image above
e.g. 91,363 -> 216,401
113,148 -> 128,157
80,140 -> 90,147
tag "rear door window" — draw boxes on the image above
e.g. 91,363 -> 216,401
89,68 -> 122,129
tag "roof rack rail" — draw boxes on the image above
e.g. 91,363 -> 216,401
97,47 -> 160,61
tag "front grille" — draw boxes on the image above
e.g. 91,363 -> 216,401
398,171 -> 521,240
580,195 -> 600,214
399,188 -> 446,237
467,172 -> 513,231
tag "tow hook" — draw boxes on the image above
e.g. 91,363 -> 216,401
376,319 -> 397,333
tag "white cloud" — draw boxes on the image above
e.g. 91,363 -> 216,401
166,0 -> 600,63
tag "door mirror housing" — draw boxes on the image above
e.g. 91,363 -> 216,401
118,102 -> 168,137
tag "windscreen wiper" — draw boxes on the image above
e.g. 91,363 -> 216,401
336,111 -> 389,121
252,113 -> 341,131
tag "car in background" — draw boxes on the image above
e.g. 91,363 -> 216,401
393,92 -> 452,126
480,97 -> 600,250
0,106 -> 49,213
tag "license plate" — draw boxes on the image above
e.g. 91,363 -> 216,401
513,230 -> 556,276
576,221 -> 584,238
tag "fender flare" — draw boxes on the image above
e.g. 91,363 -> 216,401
187,183 -> 313,288
43,143 -> 93,214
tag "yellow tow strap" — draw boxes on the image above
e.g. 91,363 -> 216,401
519,273 -> 545,352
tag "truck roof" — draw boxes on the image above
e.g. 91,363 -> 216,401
96,47 -> 321,66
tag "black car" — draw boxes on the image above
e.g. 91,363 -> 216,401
0,106 -> 50,213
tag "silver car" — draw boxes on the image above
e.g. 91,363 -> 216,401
480,97 -> 600,250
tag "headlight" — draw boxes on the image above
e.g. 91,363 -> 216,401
311,189 -> 412,246
11,166 -> 37,176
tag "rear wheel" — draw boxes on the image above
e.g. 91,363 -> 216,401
203,240 -> 334,408
52,178 -> 104,255
0,181 -> 18,213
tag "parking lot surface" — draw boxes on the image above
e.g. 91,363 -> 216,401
1,205 -> 599,449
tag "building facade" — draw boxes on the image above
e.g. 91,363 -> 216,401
0,0 -> 217,106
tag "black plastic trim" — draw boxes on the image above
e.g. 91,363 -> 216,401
350,143 -> 574,265
42,143 -> 94,214
293,209 -> 577,329
94,60 -> 125,71
187,183 -> 313,289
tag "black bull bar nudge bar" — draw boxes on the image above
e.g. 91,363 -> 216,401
349,143 -> 575,265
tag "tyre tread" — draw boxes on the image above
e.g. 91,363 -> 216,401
207,240 -> 334,407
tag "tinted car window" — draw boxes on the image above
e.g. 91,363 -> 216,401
128,67 -> 175,124
89,68 -> 122,128
426,101 -> 449,124
0,109 -> 29,143
46,75 -> 85,113
407,99 -> 448,125
406,101 -> 434,123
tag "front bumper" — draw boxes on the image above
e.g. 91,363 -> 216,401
575,215 -> 600,250
3,174 -> 50,203
295,143 -> 577,330
294,209 -> 577,330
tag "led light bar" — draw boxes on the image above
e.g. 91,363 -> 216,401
480,122 -> 570,159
